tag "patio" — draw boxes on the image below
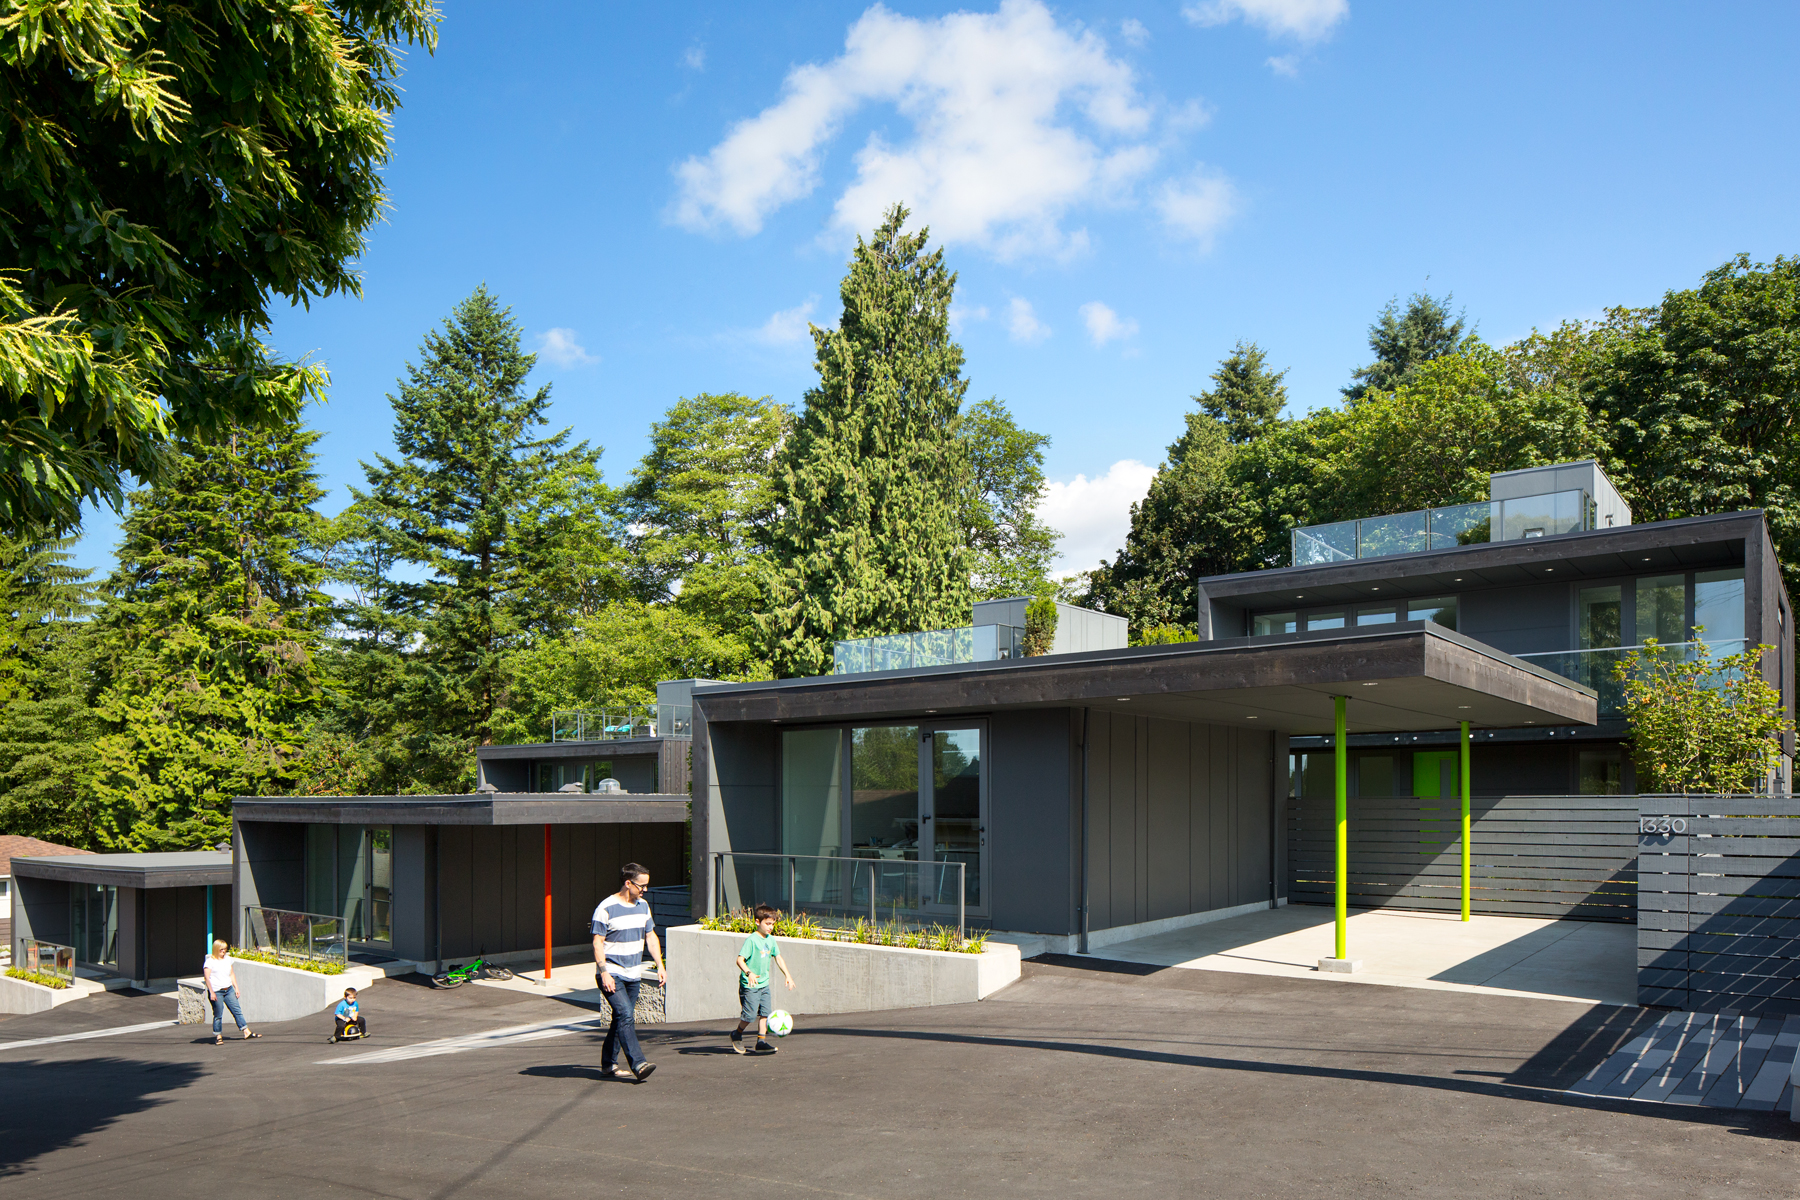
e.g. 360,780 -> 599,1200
1086,903 -> 1637,1006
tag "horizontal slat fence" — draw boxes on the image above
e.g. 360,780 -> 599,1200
1638,795 -> 1800,1016
1288,794 -> 1638,921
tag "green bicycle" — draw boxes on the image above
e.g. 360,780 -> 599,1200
431,957 -> 514,988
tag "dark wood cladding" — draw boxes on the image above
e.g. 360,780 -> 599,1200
10,859 -> 232,889
696,627 -> 1594,728
233,796 -> 690,826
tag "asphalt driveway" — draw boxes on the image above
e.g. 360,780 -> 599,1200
0,959 -> 1793,1199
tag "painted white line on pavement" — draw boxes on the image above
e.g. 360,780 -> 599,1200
0,1020 -> 176,1052
316,1013 -> 612,1065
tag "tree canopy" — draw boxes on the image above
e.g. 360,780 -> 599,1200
1343,291 -> 1477,401
0,0 -> 439,534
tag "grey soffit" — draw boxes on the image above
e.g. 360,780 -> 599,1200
692,624 -> 1597,737
1197,511 -> 1759,607
475,737 -> 675,760
10,851 -> 232,889
231,794 -> 691,826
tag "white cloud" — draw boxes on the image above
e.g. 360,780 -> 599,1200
1266,54 -> 1300,77
1080,301 -> 1138,347
949,304 -> 989,333
1154,167 -> 1238,248
683,44 -> 706,71
753,300 -> 817,345
534,328 -> 598,367
1181,0 -> 1348,41
1007,297 -> 1050,343
1120,17 -> 1150,46
670,0 -> 1188,259
1036,459 -> 1158,575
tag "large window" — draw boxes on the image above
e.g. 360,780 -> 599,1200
304,825 -> 393,945
1256,597 -> 1457,636
1636,575 -> 1687,644
70,884 -> 117,965
1694,569 -> 1746,641
1578,585 -> 1623,650
780,730 -> 843,861
851,726 -> 920,857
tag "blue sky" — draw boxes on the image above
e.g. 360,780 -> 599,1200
73,0 -> 1800,577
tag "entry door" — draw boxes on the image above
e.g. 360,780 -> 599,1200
1413,751 -> 1459,800
919,725 -> 987,916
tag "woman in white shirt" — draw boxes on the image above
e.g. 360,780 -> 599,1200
203,940 -> 260,1045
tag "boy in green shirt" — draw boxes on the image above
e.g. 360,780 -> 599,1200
732,903 -> 796,1054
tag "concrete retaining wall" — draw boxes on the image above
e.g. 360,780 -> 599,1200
0,972 -> 107,1015
210,958 -> 388,1025
662,926 -> 1020,1024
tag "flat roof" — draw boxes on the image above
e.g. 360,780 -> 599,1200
233,793 -> 691,826
475,737 -> 669,761
1195,511 -> 1763,609
10,851 -> 231,888
692,623 -> 1596,736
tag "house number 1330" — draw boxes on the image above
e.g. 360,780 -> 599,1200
1640,817 -> 1688,834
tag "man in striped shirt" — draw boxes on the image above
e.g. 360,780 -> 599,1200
593,862 -> 668,1082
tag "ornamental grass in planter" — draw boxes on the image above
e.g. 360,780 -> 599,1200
699,908 -> 987,954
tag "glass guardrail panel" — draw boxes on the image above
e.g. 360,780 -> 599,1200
1427,502 -> 1490,549
1356,510 -> 1427,558
1291,520 -> 1358,565
1500,489 -> 1588,541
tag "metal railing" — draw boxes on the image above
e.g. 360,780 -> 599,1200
15,937 -> 75,984
1514,638 -> 1747,716
243,905 -> 349,967
713,851 -> 966,941
832,623 -> 1024,676
550,704 -> 691,742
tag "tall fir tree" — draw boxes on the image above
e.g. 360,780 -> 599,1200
340,287 -> 617,790
762,206 -> 973,677
88,419 -> 331,849
1196,341 -> 1289,443
1343,292 -> 1477,400
0,532 -> 102,843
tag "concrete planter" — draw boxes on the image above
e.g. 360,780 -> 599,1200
192,957 -> 389,1026
662,925 -> 1020,1024
0,971 -> 107,1015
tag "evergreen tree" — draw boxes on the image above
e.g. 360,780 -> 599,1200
87,419 -> 331,849
340,287 -> 618,791
762,206 -> 972,677
1344,291 -> 1477,400
0,532 -> 102,843
623,392 -> 790,643
1196,341 -> 1289,443
960,397 -> 1060,600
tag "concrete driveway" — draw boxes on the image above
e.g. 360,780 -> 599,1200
0,960 -> 1792,1199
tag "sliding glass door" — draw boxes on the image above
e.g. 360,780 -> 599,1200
922,726 -> 984,913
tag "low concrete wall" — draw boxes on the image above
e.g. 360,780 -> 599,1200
214,958 -> 388,1025
0,972 -> 107,1015
663,926 -> 1021,1024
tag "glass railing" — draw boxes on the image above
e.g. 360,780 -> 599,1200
550,705 -> 691,742
16,937 -> 76,984
242,905 -> 349,967
713,851 -> 969,940
832,624 -> 1024,675
1513,638 -> 1747,716
1292,502 -> 1491,565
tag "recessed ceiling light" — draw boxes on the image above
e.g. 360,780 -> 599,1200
1371,586 -> 1380,591
1457,705 -> 1471,709
1454,578 -> 1462,582
1643,558 -> 1651,562
1362,682 -> 1379,687
1246,715 -> 1258,720
1117,698 -> 1131,702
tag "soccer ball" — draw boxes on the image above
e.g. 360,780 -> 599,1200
767,1010 -> 793,1037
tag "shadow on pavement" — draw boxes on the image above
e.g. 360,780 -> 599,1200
0,1057 -> 206,1177
519,1063 -> 612,1081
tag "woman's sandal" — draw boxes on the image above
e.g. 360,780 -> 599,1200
213,1035 -> 224,1046
243,1031 -> 262,1039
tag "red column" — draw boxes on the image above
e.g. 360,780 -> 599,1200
543,823 -> 553,981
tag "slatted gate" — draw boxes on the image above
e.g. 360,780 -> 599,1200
1638,795 -> 1800,1016
1287,794 -> 1639,921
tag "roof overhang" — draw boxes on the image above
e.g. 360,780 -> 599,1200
232,794 -> 691,826
474,737 -> 673,761
693,623 -> 1597,736
10,852 -> 232,888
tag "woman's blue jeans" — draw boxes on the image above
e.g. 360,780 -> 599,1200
211,985 -> 246,1034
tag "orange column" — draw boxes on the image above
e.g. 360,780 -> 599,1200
543,824 -> 553,980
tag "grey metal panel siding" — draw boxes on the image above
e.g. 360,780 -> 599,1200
391,825 -> 432,963
1458,582 -> 1568,656
12,874 -> 65,949
438,825 -> 472,958
479,758 -> 531,792
1108,713 -> 1135,929
1147,718 -> 1189,921
236,820 -> 304,938
710,722 -> 778,855
1273,733 -> 1290,900
986,709 -> 1074,934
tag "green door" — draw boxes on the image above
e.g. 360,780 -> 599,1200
1413,751 -> 1459,799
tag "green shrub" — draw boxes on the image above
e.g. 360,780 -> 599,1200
5,966 -> 70,989
1023,593 -> 1058,656
699,908 -> 985,953
231,948 -> 346,975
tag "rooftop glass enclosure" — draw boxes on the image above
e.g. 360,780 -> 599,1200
550,704 -> 692,742
1292,501 -> 1491,565
832,624 -> 1024,675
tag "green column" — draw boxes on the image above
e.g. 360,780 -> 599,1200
1335,695 -> 1348,961
1460,720 -> 1472,922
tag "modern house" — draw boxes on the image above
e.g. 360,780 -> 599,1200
472,678 -> 706,795
1193,461 -> 1792,796
0,836 -> 92,957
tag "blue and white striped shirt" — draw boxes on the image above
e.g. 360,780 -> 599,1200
592,895 -> 654,981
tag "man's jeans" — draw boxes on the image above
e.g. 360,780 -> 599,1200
601,978 -> 644,1070
211,985 -> 246,1034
